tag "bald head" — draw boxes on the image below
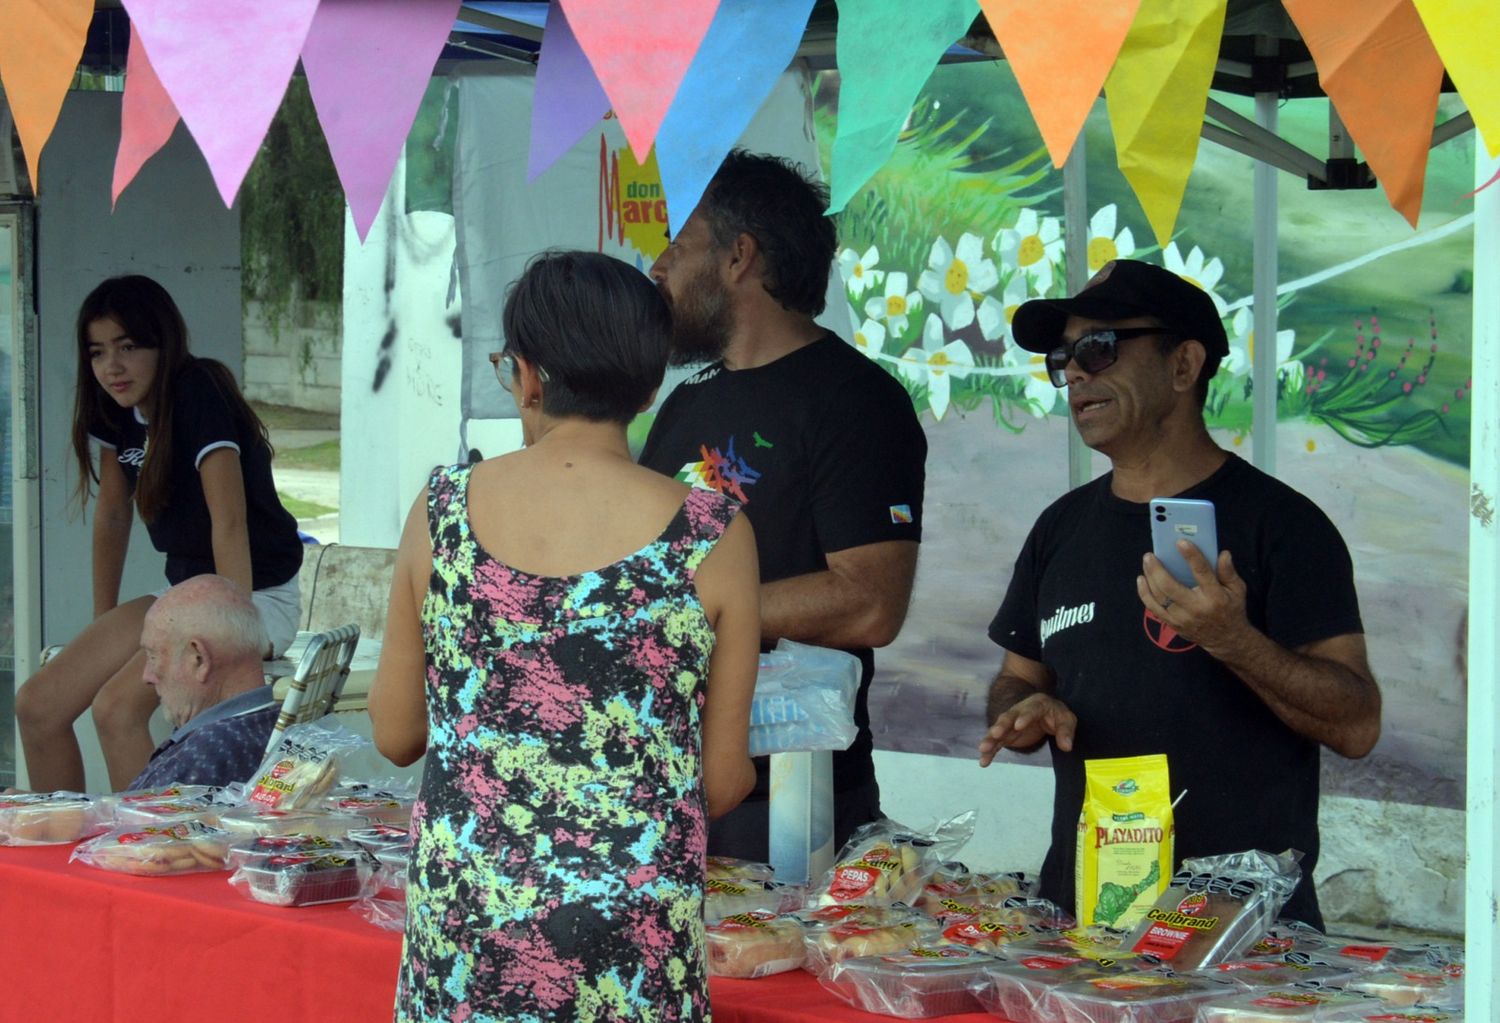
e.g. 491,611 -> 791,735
141,575 -> 268,728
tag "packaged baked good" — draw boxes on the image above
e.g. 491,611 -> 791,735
230,851 -> 374,907
705,911 -> 805,978
1241,922 -> 1340,965
1195,987 -> 1384,1021
216,804 -> 363,840
1125,851 -> 1302,970
811,813 -> 973,909
1008,926 -> 1130,959
113,797 -> 223,827
801,906 -> 939,976
1045,971 -> 1231,1023
1346,967 -> 1464,1009
706,855 -> 776,884
972,952 -> 1146,1023
323,792 -> 414,827
72,820 -> 232,875
821,944 -> 995,1018
347,823 -> 412,855
1202,958 -> 1357,991
100,785 -> 215,825
1323,941 -> 1462,975
243,721 -> 369,810
705,877 -> 805,921
224,833 -> 361,871
1076,755 -> 1174,930
0,792 -> 106,845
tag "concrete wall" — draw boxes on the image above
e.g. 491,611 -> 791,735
28,91 -> 241,789
242,298 -> 341,414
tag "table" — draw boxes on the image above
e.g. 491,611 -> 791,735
0,845 -> 1001,1023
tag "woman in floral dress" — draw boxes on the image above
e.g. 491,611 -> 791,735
370,252 -> 760,1023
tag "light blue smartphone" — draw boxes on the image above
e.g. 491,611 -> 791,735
1149,498 -> 1219,587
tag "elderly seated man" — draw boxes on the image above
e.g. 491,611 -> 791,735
125,574 -> 281,791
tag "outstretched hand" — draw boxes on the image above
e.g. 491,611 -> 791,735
978,692 -> 1076,766
1138,542 -> 1249,655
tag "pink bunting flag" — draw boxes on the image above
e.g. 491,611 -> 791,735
302,0 -> 463,241
529,1 -> 612,182
112,25 -> 181,208
558,0 -> 721,161
122,0 -> 322,207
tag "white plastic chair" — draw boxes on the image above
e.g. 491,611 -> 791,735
264,624 -> 360,754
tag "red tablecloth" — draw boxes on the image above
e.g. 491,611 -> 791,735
0,845 -> 1000,1023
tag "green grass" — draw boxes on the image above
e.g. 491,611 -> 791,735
277,492 -> 336,519
273,438 -> 341,472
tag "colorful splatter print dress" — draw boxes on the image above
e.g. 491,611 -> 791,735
395,465 -> 739,1023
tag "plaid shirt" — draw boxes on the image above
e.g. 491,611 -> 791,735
128,688 -> 280,790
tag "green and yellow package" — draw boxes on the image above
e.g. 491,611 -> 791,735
1075,754 -> 1173,930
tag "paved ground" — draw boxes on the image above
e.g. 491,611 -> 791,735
268,425 -> 341,544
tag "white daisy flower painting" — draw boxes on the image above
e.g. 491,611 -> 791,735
917,232 -> 1000,331
994,209 -> 1064,294
1086,205 -> 1136,273
838,245 -> 882,298
899,314 -> 975,421
864,271 -> 921,337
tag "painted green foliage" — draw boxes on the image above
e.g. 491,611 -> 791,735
814,63 -> 1475,465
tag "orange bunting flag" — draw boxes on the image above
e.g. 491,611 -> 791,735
978,0 -> 1142,168
112,25 -> 182,208
558,0 -> 721,161
1284,0 -> 1443,227
1411,0 -> 1500,158
1104,0 -> 1227,247
0,0 -> 93,191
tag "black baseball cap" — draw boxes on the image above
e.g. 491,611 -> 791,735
1011,259 -> 1229,357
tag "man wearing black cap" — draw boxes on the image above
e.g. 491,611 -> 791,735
977,259 -> 1380,929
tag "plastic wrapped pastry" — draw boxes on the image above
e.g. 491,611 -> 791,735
1195,987 -> 1388,1022
0,792 -> 106,845
216,804 -> 363,840
705,911 -> 806,978
1044,971 -> 1231,1023
820,944 -> 995,1018
230,850 -> 375,907
972,953 -> 1147,1023
810,813 -> 974,909
72,820 -> 232,876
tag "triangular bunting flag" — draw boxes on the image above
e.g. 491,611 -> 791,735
656,0 -> 817,235
122,0 -> 322,207
558,0 -> 721,162
827,0 -> 981,215
1105,0 -> 1227,246
302,0 -> 462,242
1411,0 -> 1500,158
528,1 -> 612,182
112,24 -> 181,208
0,0 -> 92,191
1284,0 -> 1443,227
978,0 -> 1141,168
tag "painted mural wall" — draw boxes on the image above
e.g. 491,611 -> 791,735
813,62 -> 1476,814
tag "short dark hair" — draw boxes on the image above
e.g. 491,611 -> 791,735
697,149 -> 836,316
501,251 -> 671,425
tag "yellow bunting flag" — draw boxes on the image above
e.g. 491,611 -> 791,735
1284,0 -> 1443,227
0,0 -> 92,190
978,0 -> 1142,168
1411,0 -> 1500,157
1104,0 -> 1227,247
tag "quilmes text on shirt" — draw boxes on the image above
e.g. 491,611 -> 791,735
1040,601 -> 1096,646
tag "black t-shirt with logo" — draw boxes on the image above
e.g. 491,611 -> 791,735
639,333 -> 928,799
988,454 -> 1363,929
90,360 -> 303,590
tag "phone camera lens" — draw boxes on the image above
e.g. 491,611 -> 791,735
1154,506 -> 1165,514
1155,514 -> 1166,522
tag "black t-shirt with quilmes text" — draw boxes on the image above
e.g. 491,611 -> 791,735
639,333 -> 927,797
988,454 -> 1363,930
90,359 -> 303,590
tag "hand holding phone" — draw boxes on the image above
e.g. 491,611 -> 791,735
1149,498 -> 1219,587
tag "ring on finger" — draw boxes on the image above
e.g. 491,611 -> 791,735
1162,597 -> 1174,610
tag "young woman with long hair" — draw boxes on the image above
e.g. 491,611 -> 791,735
16,275 -> 304,791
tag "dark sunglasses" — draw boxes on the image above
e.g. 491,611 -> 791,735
1044,327 -> 1177,387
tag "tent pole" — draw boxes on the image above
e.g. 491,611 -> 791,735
1465,137 -> 1499,1023
1250,37 -> 1279,474
1063,134 -> 1092,490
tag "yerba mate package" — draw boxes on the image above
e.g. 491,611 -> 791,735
1075,754 -> 1173,930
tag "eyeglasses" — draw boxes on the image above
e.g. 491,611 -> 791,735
1043,327 -> 1177,387
488,350 -> 550,386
